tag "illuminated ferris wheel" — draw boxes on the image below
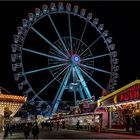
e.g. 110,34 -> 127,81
11,2 -> 119,115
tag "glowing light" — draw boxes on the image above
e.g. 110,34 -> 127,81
72,54 -> 80,63
0,88 -> 26,117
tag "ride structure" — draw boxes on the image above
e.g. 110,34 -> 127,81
11,2 -> 119,116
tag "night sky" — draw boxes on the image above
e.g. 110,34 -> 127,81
1,1 -> 140,102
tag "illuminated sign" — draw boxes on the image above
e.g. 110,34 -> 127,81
115,84 -> 140,103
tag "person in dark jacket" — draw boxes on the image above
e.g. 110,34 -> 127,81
125,115 -> 131,131
49,121 -> 52,131
3,125 -> 9,139
32,123 -> 39,139
76,120 -> 80,130
56,121 -> 60,131
131,116 -> 136,134
24,123 -> 30,139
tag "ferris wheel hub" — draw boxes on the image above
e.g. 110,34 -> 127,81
71,54 -> 80,63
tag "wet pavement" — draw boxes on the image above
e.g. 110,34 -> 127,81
1,128 -> 140,139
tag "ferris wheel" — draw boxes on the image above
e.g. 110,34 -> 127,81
11,2 -> 119,115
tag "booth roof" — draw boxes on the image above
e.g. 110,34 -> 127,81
0,86 -> 26,103
98,80 -> 140,103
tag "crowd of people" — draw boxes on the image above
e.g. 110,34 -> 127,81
23,123 -> 39,139
3,122 -> 40,139
2,114 -> 138,139
125,115 -> 137,134
3,120 -> 67,139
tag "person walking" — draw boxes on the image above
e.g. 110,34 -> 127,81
9,125 -> 13,136
49,121 -> 52,131
131,115 -> 136,134
3,125 -> 9,139
62,121 -> 65,129
32,123 -> 39,139
76,120 -> 80,130
24,123 -> 30,139
125,115 -> 131,131
56,121 -> 60,131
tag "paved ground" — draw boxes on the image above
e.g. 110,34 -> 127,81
1,128 -> 140,139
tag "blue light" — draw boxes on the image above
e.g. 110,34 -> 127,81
72,54 -> 80,63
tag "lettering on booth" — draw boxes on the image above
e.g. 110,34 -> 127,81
114,85 -> 140,103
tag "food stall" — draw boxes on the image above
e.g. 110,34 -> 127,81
97,80 -> 140,130
50,98 -> 102,131
0,87 -> 26,131
64,112 -> 102,131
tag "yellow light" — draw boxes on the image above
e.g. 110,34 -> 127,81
99,80 -> 140,102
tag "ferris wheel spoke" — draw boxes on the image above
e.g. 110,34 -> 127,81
80,35 -> 102,56
50,47 -> 65,59
81,66 -> 93,76
55,41 -> 66,54
50,66 -> 61,73
31,27 -> 68,59
32,65 -> 69,100
48,15 -> 70,57
80,67 -> 105,90
52,66 -> 66,77
77,43 -> 84,55
48,61 -> 62,66
80,64 -> 111,75
81,52 -> 92,59
76,21 -> 88,54
48,59 -> 63,65
82,53 -> 110,61
24,63 -> 66,75
68,13 -> 73,54
65,38 -> 71,52
57,72 -> 65,82
50,51 -> 65,59
83,61 -> 94,65
80,68 -> 92,82
74,65 -> 91,98
22,48 -> 66,61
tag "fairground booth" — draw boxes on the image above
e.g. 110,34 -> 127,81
97,80 -> 140,130
0,87 -> 26,131
50,98 -> 102,131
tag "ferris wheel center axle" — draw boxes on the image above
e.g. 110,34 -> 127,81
71,54 -> 80,63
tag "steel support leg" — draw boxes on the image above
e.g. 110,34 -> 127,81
50,65 -> 73,115
79,85 -> 85,100
74,65 -> 91,99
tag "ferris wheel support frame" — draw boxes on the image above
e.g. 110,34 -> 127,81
50,64 -> 92,116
